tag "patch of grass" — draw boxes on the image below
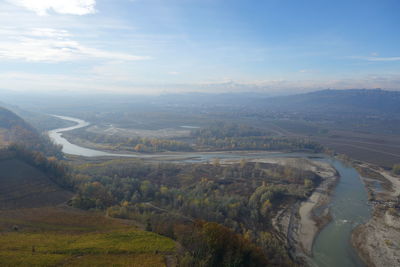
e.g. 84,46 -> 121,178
0,207 -> 176,266
57,230 -> 176,254
63,254 -> 167,267
0,251 -> 67,267
0,207 -> 134,233
0,230 -> 175,266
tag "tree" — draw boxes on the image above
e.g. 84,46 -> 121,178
393,164 -> 400,175
304,178 -> 313,188
212,158 -> 220,167
178,221 -> 269,267
134,144 -> 148,152
240,159 -> 247,169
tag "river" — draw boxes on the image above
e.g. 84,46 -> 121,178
48,115 -> 137,157
48,115 -> 372,267
310,158 -> 371,267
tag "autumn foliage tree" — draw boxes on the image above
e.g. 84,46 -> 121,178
393,164 -> 400,175
177,221 -> 269,267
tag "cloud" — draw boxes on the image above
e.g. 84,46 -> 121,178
7,0 -> 96,16
365,57 -> 400,62
299,69 -> 319,74
168,71 -> 180,75
354,55 -> 400,62
0,27 -> 150,62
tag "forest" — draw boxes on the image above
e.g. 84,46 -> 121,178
66,156 -> 321,265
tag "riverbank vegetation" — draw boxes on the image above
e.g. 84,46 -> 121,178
65,157 -> 322,265
65,129 -> 194,152
64,121 -> 323,154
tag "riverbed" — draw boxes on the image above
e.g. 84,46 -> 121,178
48,115 -> 372,267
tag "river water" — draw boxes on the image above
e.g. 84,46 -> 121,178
48,115 -> 372,267
310,158 -> 371,267
48,115 -> 136,157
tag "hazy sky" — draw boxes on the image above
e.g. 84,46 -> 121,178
0,0 -> 399,94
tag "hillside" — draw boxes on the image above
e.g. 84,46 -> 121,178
0,106 -> 38,147
0,106 -> 61,157
0,107 -> 72,208
0,159 -> 72,209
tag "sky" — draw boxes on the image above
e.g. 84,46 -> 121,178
0,0 -> 399,95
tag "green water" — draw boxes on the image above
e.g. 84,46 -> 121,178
311,159 -> 371,267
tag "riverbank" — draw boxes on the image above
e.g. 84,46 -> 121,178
352,209 -> 400,267
352,164 -> 400,267
297,167 -> 338,255
269,158 -> 339,259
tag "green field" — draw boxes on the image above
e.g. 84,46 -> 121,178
0,205 -> 177,267
0,229 -> 175,266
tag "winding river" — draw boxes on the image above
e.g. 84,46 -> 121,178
48,115 -> 136,157
48,115 -> 372,267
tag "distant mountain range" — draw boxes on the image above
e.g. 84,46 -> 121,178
262,89 -> 400,114
146,89 -> 400,114
1,88 -> 399,116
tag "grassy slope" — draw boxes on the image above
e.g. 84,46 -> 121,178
0,107 -> 38,147
0,159 -> 177,267
0,159 -> 73,209
0,207 -> 176,267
